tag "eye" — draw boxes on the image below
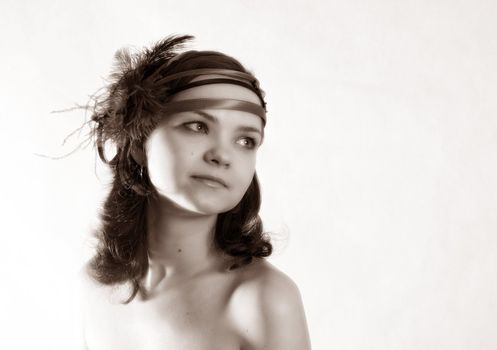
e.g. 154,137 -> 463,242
237,137 -> 257,149
184,121 -> 208,133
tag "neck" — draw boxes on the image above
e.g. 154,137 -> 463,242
142,196 -> 226,292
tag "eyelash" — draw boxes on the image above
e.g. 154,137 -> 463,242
183,121 -> 258,149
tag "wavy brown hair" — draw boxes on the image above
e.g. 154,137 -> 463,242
87,35 -> 272,303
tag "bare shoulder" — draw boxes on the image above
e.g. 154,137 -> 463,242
232,259 -> 301,305
228,259 -> 312,350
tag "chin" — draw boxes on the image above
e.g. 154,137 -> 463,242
191,200 -> 237,215
154,188 -> 242,215
167,196 -> 236,216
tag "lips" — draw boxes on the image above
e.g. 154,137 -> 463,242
191,175 -> 228,188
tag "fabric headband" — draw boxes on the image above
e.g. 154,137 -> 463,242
161,98 -> 266,125
159,68 -> 267,125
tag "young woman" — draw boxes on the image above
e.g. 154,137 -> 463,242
80,35 -> 311,350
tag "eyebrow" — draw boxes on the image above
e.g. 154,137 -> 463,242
191,110 -> 264,136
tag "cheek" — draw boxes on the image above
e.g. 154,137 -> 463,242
145,131 -> 188,189
235,156 -> 257,191
146,153 -> 175,191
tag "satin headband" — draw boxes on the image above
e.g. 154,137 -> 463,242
160,68 -> 267,125
161,98 -> 266,125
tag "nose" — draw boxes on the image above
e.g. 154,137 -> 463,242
203,143 -> 231,168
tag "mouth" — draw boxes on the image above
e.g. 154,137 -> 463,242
191,175 -> 228,188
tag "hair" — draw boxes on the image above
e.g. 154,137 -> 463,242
87,34 -> 272,303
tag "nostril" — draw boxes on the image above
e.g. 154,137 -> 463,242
204,149 -> 230,167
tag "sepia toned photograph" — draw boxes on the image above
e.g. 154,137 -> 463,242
1,1 -> 496,349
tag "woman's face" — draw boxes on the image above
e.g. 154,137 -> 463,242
145,82 -> 264,215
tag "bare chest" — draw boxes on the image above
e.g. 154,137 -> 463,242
84,280 -> 241,350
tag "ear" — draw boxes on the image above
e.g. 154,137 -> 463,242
130,144 -> 146,166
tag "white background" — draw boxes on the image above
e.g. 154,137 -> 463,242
1,0 -> 496,349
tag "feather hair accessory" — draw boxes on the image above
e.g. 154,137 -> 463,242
90,35 -> 195,163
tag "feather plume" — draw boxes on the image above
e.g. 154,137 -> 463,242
91,35 -> 194,159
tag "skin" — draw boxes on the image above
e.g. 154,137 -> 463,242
80,80 -> 312,350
